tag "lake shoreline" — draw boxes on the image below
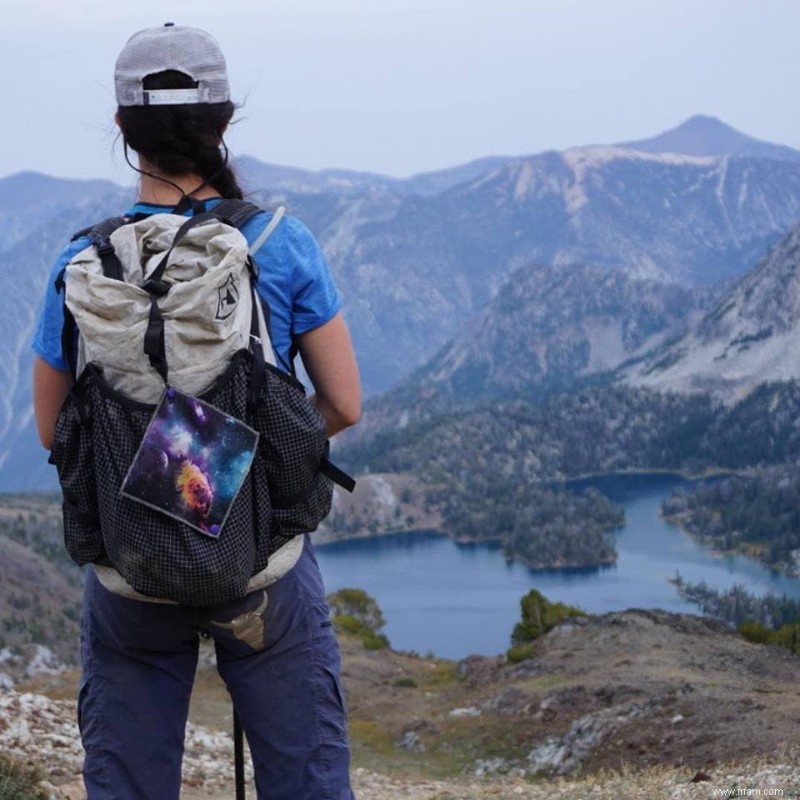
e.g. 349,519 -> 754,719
662,508 -> 800,579
562,466 -> 747,484
318,468 -> 670,568
310,471 -> 800,659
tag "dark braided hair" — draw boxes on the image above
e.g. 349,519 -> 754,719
116,70 -> 243,199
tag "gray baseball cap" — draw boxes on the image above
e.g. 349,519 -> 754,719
115,23 -> 230,106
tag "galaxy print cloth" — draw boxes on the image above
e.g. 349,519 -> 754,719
121,388 -> 259,538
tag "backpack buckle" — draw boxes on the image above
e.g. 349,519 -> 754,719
142,277 -> 171,297
95,240 -> 115,257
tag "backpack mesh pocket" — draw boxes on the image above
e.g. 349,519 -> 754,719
250,364 -> 330,508
86,359 -> 270,606
49,351 -> 334,605
270,472 -> 333,538
49,392 -> 105,566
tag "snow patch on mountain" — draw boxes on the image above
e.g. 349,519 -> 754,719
563,145 -> 716,170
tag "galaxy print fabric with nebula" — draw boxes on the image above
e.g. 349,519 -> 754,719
121,388 -> 259,538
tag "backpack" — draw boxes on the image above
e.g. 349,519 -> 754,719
49,199 -> 354,606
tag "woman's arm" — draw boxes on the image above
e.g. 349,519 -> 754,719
296,312 -> 361,437
33,357 -> 71,450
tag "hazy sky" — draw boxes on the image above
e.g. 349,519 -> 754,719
1,0 -> 798,184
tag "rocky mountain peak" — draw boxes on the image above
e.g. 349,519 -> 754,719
619,114 -> 800,161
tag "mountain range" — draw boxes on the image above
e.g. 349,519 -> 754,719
624,223 -> 800,401
247,115 -> 800,398
401,263 -> 708,402
3,115 -> 800,490
350,212 -> 800,441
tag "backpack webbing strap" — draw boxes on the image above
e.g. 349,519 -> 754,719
143,296 -> 169,385
72,216 -> 129,281
320,456 -> 356,493
142,212 -> 222,385
241,206 -> 288,373
271,450 -> 356,506
146,212 -> 219,291
71,216 -> 127,243
213,200 -> 288,374
93,218 -> 128,281
212,199 -> 263,231
247,280 -> 267,406
56,268 -> 81,382
140,208 -> 273,389
212,199 -> 286,259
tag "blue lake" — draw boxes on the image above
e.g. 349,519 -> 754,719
315,473 -> 800,660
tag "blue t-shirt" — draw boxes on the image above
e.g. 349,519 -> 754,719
32,199 -> 341,373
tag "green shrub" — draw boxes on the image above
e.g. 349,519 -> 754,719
331,613 -> 369,637
506,589 -> 586,662
392,676 -> 418,688
327,588 -> 385,632
769,622 -> 800,656
511,589 -> 586,644
327,589 -> 390,650
738,620 -> 800,658
362,632 -> 390,651
738,619 -> 772,644
0,753 -> 48,800
330,614 -> 390,651
506,642 -> 537,664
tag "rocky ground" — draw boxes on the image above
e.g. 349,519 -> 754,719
5,608 -> 800,798
3,685 -> 800,799
314,473 -> 442,544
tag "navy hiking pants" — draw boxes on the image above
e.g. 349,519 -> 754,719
78,537 -> 354,799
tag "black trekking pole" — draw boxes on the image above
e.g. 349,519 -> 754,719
234,707 -> 246,800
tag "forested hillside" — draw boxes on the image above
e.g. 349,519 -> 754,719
663,466 -> 800,573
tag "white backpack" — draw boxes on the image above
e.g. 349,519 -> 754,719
50,200 -> 354,606
64,201 -> 284,401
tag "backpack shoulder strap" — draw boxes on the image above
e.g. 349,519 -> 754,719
71,216 -> 129,281
212,199 -> 263,230
212,200 -> 286,257
71,216 -> 128,244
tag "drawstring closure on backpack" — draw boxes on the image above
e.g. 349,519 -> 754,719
141,212 -> 220,387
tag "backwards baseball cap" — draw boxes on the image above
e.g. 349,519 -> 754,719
115,23 -> 230,106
